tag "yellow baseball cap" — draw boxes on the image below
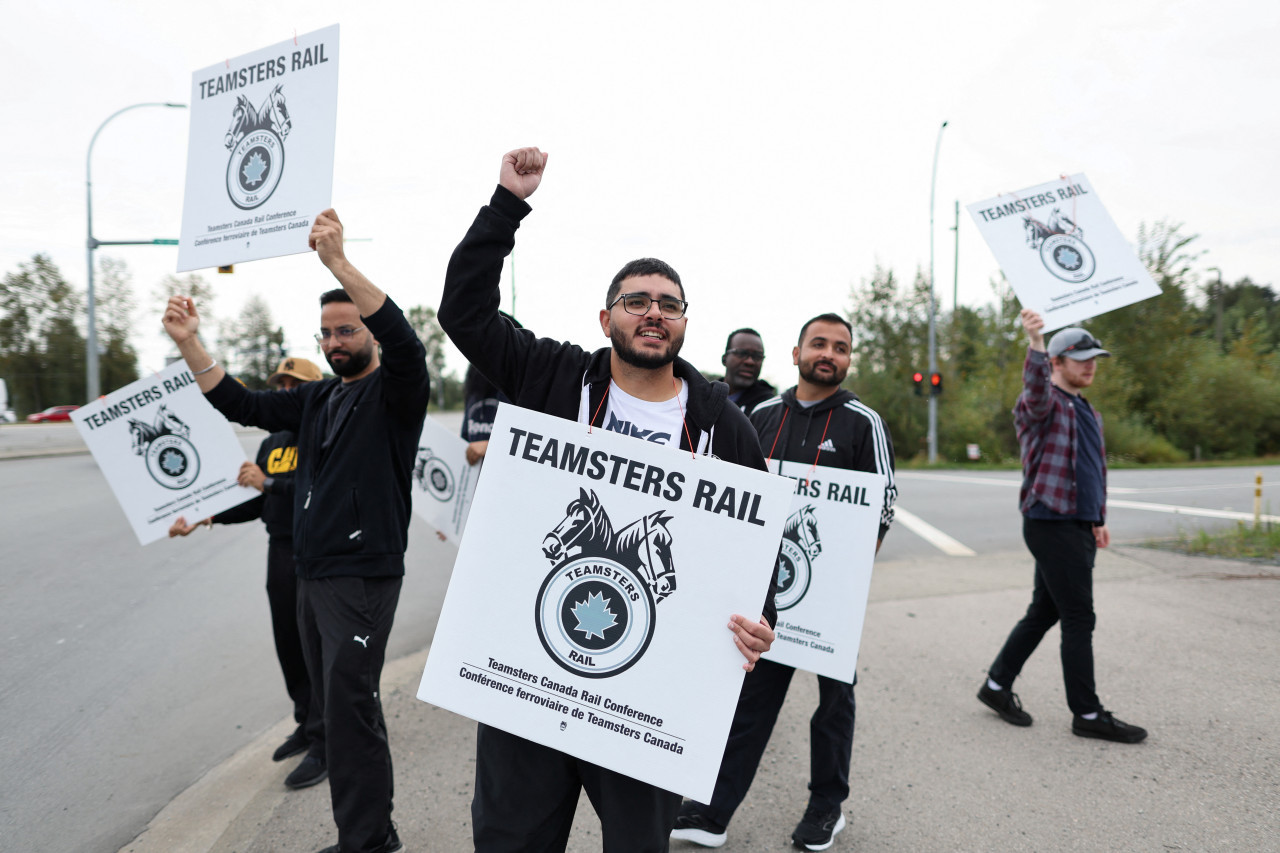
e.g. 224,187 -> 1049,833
269,357 -> 324,387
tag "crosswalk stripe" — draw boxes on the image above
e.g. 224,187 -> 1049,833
893,506 -> 977,557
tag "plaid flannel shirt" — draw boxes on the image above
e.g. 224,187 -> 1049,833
1014,348 -> 1107,522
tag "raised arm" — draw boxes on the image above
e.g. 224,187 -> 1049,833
310,208 -> 386,317
439,148 -> 562,398
162,296 -> 225,393
1015,308 -> 1054,423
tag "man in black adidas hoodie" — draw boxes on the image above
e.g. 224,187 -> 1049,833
162,209 -> 428,853
439,147 -> 777,853
673,313 -> 896,852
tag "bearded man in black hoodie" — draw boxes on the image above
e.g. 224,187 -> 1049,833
162,209 -> 428,853
673,313 -> 896,852
439,147 -> 778,853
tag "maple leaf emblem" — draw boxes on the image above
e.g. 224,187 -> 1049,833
160,448 -> 186,475
777,562 -> 792,587
242,151 -> 268,186
1055,246 -> 1081,270
570,591 -> 618,641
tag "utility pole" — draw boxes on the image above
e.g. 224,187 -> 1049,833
927,120 -> 948,464
1206,266 -> 1224,349
951,200 -> 960,312
86,101 -> 186,400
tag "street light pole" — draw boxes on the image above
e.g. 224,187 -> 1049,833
1206,265 -> 1223,349
86,101 -> 186,400
927,120 -> 948,464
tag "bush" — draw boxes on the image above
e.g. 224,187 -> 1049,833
1102,415 -> 1188,465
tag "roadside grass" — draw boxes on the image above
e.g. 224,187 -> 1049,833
1150,521 -> 1280,564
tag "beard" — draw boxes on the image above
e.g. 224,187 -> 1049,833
799,357 -> 847,388
612,323 -> 685,370
325,343 -> 374,378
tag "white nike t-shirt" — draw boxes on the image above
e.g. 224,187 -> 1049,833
599,380 -> 689,447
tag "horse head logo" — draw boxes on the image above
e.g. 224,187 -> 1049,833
543,488 -> 613,564
263,84 -> 291,139
128,405 -> 189,455
783,504 -> 822,561
224,94 -> 261,150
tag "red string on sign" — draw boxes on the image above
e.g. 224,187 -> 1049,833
809,410 -> 833,473
587,383 -> 610,433
765,407 -> 789,463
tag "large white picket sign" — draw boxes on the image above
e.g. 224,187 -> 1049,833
968,174 -> 1161,331
410,417 -> 480,545
759,461 -> 884,682
177,25 -> 340,272
71,362 -> 257,544
418,404 -> 794,801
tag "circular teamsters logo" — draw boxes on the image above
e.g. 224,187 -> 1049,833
145,434 -> 200,489
1039,233 -> 1096,283
775,538 -> 813,611
424,458 -> 455,502
226,128 -> 285,210
535,557 -> 655,679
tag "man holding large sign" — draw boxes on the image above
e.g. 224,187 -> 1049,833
674,314 -> 896,851
435,148 -> 782,851
162,210 -> 429,853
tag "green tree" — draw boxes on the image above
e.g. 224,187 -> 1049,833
154,272 -> 218,351
0,254 -> 85,414
220,295 -> 285,389
96,256 -> 140,393
406,304 -> 463,408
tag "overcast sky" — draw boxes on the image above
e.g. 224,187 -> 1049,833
3,0 -> 1276,389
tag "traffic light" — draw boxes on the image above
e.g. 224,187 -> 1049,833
930,372 -> 943,395
912,372 -> 924,396
217,265 -> 234,274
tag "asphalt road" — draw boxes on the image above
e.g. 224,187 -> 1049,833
1,419 -> 1276,851
0,422 -> 459,853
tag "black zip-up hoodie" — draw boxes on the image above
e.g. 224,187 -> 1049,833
750,387 -> 897,542
205,297 -> 429,578
439,186 -> 777,626
211,429 -> 298,541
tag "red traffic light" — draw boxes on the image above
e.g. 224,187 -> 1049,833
930,372 -> 943,395
912,372 -> 924,382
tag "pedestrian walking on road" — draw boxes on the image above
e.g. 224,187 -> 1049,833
977,308 -> 1147,744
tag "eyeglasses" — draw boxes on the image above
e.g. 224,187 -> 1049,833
315,325 -> 366,344
609,293 -> 689,320
726,348 -> 765,362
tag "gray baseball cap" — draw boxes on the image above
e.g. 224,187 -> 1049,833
1048,327 -> 1111,360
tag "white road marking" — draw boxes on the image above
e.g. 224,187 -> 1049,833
894,507 -> 977,557
1107,499 -> 1280,524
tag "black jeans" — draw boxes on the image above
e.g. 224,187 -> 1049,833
265,539 -> 311,729
297,575 -> 402,853
695,657 -> 856,827
472,724 -> 682,852
988,518 -> 1102,716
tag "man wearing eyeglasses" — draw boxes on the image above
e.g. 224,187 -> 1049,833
977,308 -> 1147,745
162,209 -> 429,853
438,147 -> 777,852
719,329 -> 775,416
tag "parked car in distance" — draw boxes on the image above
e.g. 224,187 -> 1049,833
26,405 -> 80,423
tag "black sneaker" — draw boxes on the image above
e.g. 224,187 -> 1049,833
977,683 -> 1033,727
316,822 -> 403,853
791,806 -> 846,851
284,753 -> 328,789
272,726 -> 309,762
670,802 -> 727,848
1072,710 -> 1147,743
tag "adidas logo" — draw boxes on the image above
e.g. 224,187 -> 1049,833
818,438 -> 837,453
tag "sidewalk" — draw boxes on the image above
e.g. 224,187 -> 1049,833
120,546 -> 1280,852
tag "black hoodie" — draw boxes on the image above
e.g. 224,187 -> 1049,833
439,186 -> 777,626
750,387 -> 897,542
205,297 -> 430,579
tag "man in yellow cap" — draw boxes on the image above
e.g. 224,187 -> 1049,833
169,356 -> 325,774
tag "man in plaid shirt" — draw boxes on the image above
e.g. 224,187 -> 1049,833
976,308 -> 1147,744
